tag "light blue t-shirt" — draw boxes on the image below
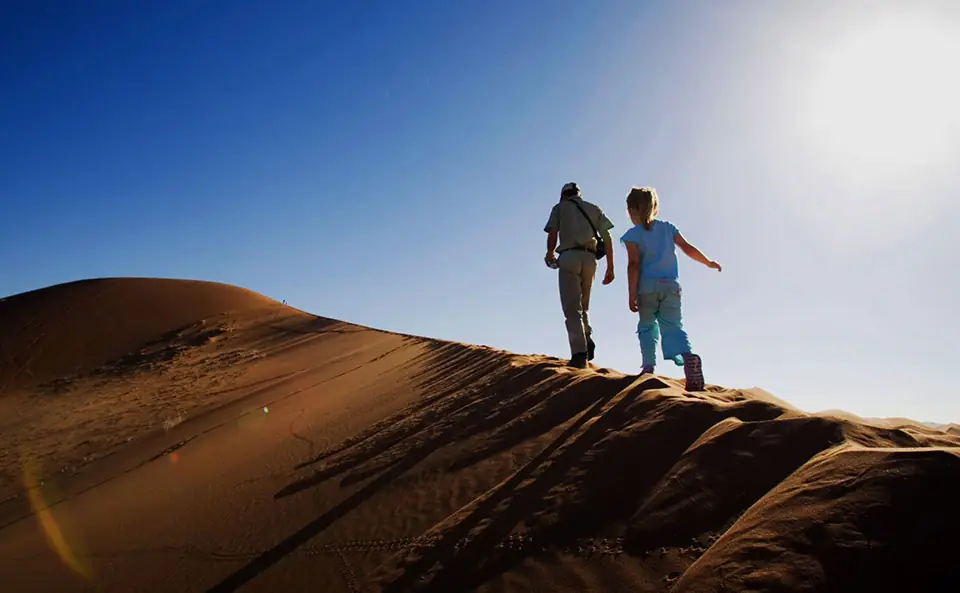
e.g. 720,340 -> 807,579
620,219 -> 681,281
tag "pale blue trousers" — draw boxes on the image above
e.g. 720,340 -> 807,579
637,278 -> 692,368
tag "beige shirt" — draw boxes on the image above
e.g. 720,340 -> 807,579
544,197 -> 615,253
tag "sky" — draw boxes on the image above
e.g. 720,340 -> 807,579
2,0 -> 959,422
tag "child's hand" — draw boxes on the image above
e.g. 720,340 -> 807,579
708,260 -> 722,272
629,294 -> 639,313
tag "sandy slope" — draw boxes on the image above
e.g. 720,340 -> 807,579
1,278 -> 958,593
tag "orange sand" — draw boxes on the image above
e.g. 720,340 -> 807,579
1,278 -> 957,592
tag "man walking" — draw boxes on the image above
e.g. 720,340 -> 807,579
543,182 -> 616,368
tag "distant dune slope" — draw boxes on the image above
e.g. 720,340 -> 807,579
0,278 -> 288,392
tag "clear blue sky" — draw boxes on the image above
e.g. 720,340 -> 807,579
3,0 -> 959,422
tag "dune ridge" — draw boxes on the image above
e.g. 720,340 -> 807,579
1,278 -> 958,593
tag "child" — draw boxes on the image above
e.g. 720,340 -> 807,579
619,187 -> 721,391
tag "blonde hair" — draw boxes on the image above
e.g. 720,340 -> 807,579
626,187 -> 659,230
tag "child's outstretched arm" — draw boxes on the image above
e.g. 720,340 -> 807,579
625,242 -> 641,312
674,232 -> 722,271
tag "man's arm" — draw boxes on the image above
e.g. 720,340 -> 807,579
544,205 -> 560,263
545,228 -> 558,262
674,232 -> 721,271
626,241 -> 641,311
596,209 -> 616,284
600,228 -> 615,284
601,229 -> 614,264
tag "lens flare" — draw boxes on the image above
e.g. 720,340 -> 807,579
21,458 -> 92,579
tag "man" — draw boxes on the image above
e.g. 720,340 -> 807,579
543,182 -> 616,368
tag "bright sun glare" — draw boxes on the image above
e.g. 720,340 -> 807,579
806,18 -> 960,180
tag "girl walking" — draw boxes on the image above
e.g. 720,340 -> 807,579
619,187 -> 721,391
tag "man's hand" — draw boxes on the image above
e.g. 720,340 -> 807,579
629,293 -> 639,313
602,266 -> 615,285
708,260 -> 722,272
544,253 -> 557,268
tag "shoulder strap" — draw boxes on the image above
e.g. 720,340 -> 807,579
569,199 -> 600,237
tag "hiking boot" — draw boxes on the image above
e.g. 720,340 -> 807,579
568,352 -> 589,369
683,353 -> 704,391
587,337 -> 596,361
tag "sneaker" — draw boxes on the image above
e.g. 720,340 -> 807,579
641,365 -> 655,375
587,337 -> 596,361
683,353 -> 704,391
568,352 -> 589,369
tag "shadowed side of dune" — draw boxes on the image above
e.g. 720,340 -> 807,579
673,447 -> 960,593
0,277 -> 301,392
357,374 -> 960,593
527,393 -> 788,543
365,386 -> 794,593
622,414 -> 957,552
624,415 -> 850,551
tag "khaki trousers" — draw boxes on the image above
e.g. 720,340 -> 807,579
557,249 -> 596,356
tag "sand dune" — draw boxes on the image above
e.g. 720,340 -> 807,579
0,278 -> 287,394
1,278 -> 958,592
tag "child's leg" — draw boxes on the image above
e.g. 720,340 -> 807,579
636,292 -> 661,372
657,281 -> 704,390
656,282 -> 692,365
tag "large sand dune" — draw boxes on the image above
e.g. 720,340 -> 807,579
0,278 -> 957,592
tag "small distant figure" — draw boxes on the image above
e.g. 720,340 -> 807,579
282,300 -> 286,305
620,187 -> 721,391
543,182 -> 616,368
